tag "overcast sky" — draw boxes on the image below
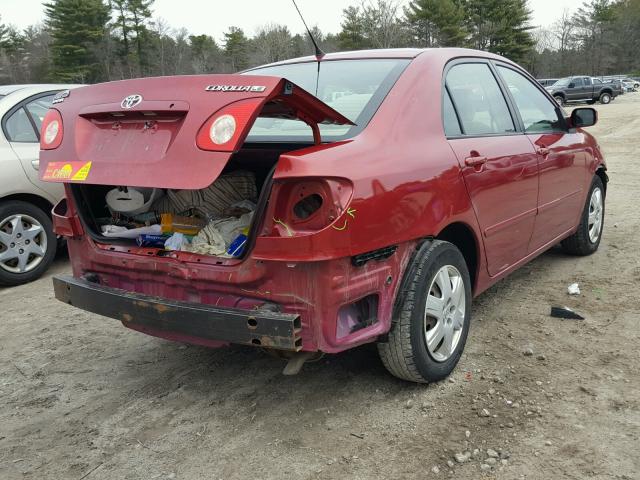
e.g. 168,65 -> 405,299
1,0 -> 578,40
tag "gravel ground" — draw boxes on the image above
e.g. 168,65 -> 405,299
1,94 -> 639,480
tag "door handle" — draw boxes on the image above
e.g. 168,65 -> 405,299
536,147 -> 550,156
464,156 -> 487,167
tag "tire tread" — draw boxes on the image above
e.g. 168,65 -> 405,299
378,240 -> 466,383
561,176 -> 604,256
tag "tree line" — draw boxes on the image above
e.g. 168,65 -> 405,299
0,0 -> 639,86
532,0 -> 640,77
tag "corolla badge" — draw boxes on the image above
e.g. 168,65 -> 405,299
205,85 -> 266,92
121,94 -> 143,109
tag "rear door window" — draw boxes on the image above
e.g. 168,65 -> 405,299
446,63 -> 515,136
3,92 -> 57,143
443,89 -> 462,136
4,108 -> 37,142
496,66 -> 564,133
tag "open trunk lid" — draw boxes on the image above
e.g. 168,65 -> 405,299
39,75 -> 353,189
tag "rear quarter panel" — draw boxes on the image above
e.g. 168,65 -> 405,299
254,51 -> 483,268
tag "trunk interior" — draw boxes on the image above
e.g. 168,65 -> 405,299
71,143 -> 307,259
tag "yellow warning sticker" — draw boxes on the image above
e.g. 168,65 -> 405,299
71,161 -> 92,181
43,161 -> 92,182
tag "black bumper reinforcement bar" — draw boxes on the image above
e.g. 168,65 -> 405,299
52,275 -> 302,351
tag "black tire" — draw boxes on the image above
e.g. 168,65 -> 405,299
378,240 -> 472,383
600,92 -> 611,104
561,176 -> 605,256
554,95 -> 565,106
0,200 -> 57,287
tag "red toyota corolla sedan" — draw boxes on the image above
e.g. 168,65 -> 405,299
40,48 -> 607,383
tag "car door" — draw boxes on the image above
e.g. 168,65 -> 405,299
495,64 -> 588,251
3,92 -> 63,202
566,77 -> 584,101
581,77 -> 594,100
444,61 -> 539,277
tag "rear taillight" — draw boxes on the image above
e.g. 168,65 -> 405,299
261,178 -> 354,237
40,109 -> 63,150
196,98 -> 262,152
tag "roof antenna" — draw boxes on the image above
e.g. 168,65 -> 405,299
292,0 -> 325,59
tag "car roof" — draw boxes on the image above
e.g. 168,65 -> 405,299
243,47 -> 516,72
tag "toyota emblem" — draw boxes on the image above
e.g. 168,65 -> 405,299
121,94 -> 143,109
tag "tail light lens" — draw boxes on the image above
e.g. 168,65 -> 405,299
40,109 -> 63,150
261,178 -> 353,237
196,98 -> 263,152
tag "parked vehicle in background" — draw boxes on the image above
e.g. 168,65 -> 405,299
41,49 -> 607,383
537,78 -> 559,87
0,84 -> 80,286
621,79 -> 637,92
546,76 -> 616,105
602,79 -> 624,96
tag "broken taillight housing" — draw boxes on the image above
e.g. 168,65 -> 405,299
40,109 -> 64,150
196,98 -> 262,152
261,178 -> 353,237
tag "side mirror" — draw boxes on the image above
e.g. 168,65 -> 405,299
568,83 -> 575,88
570,108 -> 598,128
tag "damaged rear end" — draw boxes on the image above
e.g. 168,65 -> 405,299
41,69 -> 411,357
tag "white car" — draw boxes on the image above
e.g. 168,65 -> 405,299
0,84 -> 81,286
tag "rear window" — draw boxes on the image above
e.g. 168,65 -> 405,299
243,58 -> 410,142
446,63 -> 515,136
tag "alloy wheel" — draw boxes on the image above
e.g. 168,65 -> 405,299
0,214 -> 48,274
424,265 -> 466,363
588,187 -> 604,243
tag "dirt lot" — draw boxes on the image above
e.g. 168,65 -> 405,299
1,94 -> 639,480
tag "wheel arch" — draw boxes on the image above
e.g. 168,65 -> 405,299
595,165 -> 608,196
0,193 -> 54,218
435,222 -> 480,292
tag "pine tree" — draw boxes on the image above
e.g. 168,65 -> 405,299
223,27 -> 249,71
463,0 -> 534,62
573,0 -> 616,74
128,0 -> 153,73
338,6 -> 369,50
405,0 -> 468,47
189,34 -> 222,73
109,0 -> 154,76
0,17 -> 9,49
44,0 -> 110,82
0,21 -> 27,83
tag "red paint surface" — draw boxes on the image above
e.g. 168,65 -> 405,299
43,48 -> 606,353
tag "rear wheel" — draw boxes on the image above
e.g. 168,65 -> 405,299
561,176 -> 605,256
378,241 -> 472,383
0,201 -> 57,286
600,92 -> 612,104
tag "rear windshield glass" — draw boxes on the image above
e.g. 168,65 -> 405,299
242,58 -> 410,142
